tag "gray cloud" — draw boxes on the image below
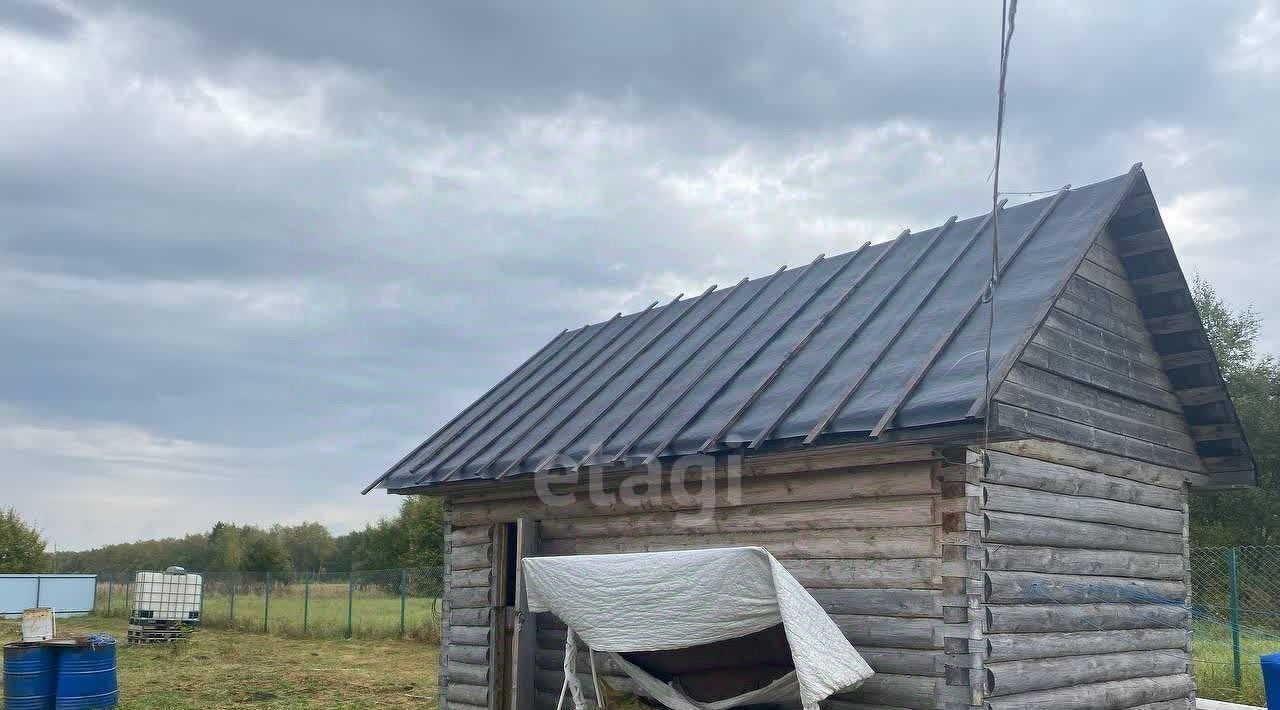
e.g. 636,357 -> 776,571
1,0 -> 1277,549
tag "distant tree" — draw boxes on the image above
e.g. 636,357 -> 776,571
399,497 -> 445,570
274,522 -> 335,575
0,509 -> 48,573
1189,275 -> 1280,544
241,530 -> 294,579
206,522 -> 245,573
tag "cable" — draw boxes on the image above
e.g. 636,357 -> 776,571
982,0 -> 1018,455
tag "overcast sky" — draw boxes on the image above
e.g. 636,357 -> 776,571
3,1 -> 1277,551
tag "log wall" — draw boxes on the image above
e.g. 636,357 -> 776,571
436,443 -> 954,709
435,438 -> 1199,710
993,231 -> 1206,477
974,441 -> 1194,710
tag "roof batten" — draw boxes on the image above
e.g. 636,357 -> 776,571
573,275 -> 764,471
702,233 -> 908,453
425,312 -> 623,484
867,186 -> 1071,439
534,284 -> 719,473
500,291 -> 694,478
965,164 -> 1145,420
802,207 -> 1003,445
360,326 -> 570,494
606,260 -> 803,465
639,249 -> 856,465
759,216 -> 957,448
472,302 -> 662,479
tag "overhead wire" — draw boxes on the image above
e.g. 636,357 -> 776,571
982,0 -> 1018,455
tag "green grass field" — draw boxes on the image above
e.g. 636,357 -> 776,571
98,582 -> 443,642
7,612 -> 1277,707
1192,619 -> 1278,706
1,615 -> 439,709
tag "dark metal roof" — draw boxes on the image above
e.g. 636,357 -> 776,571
368,168 -> 1165,492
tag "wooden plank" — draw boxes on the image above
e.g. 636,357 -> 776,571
449,608 -> 489,628
450,626 -> 492,646
1176,385 -> 1228,407
512,517 -> 539,710
447,587 -> 493,609
1055,291 -> 1154,346
983,673 -> 1194,710
986,628 -> 1189,662
986,651 -> 1189,697
648,251 -> 851,463
984,511 -> 1184,554
872,187 -> 1072,438
1146,312 -> 1200,336
833,674 -> 942,708
1028,325 -> 1175,394
984,545 -> 1184,580
542,525 -> 939,560
448,645 -> 488,665
810,588 -> 943,618
451,460 -> 936,525
967,168 -> 1142,422
1044,307 -> 1161,368
1018,342 -> 1182,414
488,302 -> 663,478
984,603 -> 1189,634
750,219 -> 956,448
1063,274 -> 1159,330
444,683 -> 489,706
997,380 -> 1194,454
534,285 -> 718,472
445,660 -> 489,686
983,449 -> 1184,510
1130,272 -> 1186,297
571,277 -> 755,469
1002,363 -> 1187,441
1112,228 -> 1171,257
1086,241 -> 1127,275
805,205 -> 1005,445
982,483 -> 1186,534
1077,257 -> 1138,303
832,615 -> 942,649
779,558 -> 941,590
451,567 -> 493,588
450,525 -> 493,547
994,403 -> 1204,473
450,543 -> 493,571
984,570 -> 1185,605
985,439 -> 1200,489
431,315 -> 622,484
537,495 -> 937,539
701,238 -> 889,452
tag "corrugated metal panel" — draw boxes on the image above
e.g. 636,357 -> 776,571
374,169 -> 1145,490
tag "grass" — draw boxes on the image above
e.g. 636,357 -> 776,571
1,615 -> 440,709
1191,619 -> 1278,706
7,614 -> 1276,707
98,583 -> 443,642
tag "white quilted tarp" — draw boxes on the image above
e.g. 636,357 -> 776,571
522,547 -> 873,710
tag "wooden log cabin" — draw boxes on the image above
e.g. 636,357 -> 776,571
364,164 -> 1256,710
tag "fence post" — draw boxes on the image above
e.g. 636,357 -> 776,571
400,569 -> 408,637
347,573 -> 355,639
303,572 -> 311,633
264,572 -> 272,634
1229,546 -> 1242,689
35,575 -> 42,608
198,574 -> 205,628
230,576 -> 237,626
106,577 -> 113,616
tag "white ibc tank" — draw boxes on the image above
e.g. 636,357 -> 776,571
132,568 -> 203,623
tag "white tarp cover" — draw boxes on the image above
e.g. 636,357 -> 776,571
522,547 -> 874,710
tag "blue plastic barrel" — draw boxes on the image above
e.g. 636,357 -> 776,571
1263,652 -> 1280,709
53,637 -> 117,709
3,642 -> 56,710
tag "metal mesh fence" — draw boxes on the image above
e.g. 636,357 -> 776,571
93,568 -> 443,642
1190,546 -> 1280,705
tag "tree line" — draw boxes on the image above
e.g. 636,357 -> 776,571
45,497 -> 443,578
